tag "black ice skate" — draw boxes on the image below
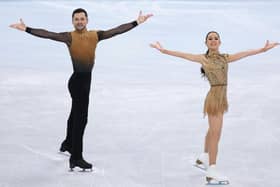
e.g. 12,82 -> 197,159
59,141 -> 72,155
69,158 -> 93,172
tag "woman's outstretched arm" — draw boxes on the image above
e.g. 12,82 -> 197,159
228,40 -> 279,63
150,41 -> 203,63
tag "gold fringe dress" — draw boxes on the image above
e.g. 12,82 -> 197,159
202,52 -> 229,116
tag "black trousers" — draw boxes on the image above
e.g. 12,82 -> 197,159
64,72 -> 92,160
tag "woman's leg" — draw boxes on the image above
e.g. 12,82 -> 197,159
205,113 -> 229,184
204,129 -> 210,153
207,113 -> 223,165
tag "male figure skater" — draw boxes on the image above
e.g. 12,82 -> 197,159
10,8 -> 153,171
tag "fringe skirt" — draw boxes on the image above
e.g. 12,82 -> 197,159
203,85 -> 228,116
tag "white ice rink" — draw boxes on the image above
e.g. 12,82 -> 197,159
0,0 -> 280,187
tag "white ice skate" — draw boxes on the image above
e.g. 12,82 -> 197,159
206,165 -> 229,185
194,153 -> 208,171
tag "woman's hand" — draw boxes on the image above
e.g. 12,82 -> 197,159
150,41 -> 165,53
261,40 -> 279,52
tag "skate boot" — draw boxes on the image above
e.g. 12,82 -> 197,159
69,157 -> 93,172
59,141 -> 72,155
206,165 -> 229,185
194,152 -> 208,171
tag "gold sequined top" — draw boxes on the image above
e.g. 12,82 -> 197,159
201,51 -> 229,86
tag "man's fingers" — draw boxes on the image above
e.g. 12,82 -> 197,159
20,18 -> 24,25
9,24 -> 17,28
143,14 -> 153,21
138,12 -> 153,22
139,10 -> 142,17
146,14 -> 153,18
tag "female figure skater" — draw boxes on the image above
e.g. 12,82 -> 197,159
150,31 -> 278,184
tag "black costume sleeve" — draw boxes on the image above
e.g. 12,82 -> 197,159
97,21 -> 138,41
26,27 -> 71,46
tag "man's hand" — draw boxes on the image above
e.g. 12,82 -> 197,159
9,18 -> 27,31
137,11 -> 153,25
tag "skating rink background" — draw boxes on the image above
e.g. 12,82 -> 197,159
0,0 -> 279,186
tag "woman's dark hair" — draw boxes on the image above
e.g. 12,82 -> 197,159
200,31 -> 220,77
72,8 -> 88,18
205,31 -> 220,42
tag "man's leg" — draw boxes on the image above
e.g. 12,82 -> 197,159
60,75 -> 76,154
68,73 -> 92,170
60,102 -> 74,153
70,97 -> 89,160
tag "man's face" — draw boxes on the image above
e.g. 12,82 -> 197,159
72,12 -> 88,31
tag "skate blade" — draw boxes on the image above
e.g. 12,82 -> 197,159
69,167 -> 94,172
58,151 -> 70,157
206,178 -> 229,185
193,164 -> 207,171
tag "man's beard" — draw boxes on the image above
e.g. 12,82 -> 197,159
75,24 -> 85,31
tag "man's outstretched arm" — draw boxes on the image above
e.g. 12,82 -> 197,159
97,11 -> 153,41
10,19 -> 71,46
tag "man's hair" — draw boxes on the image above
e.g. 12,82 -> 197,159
72,8 -> 88,18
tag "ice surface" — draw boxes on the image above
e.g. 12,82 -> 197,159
1,1 -> 280,187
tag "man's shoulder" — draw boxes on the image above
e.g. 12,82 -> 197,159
88,30 -> 99,39
88,30 -> 98,34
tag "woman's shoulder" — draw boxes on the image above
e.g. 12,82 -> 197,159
220,53 -> 229,58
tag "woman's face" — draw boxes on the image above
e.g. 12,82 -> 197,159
205,32 -> 221,51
